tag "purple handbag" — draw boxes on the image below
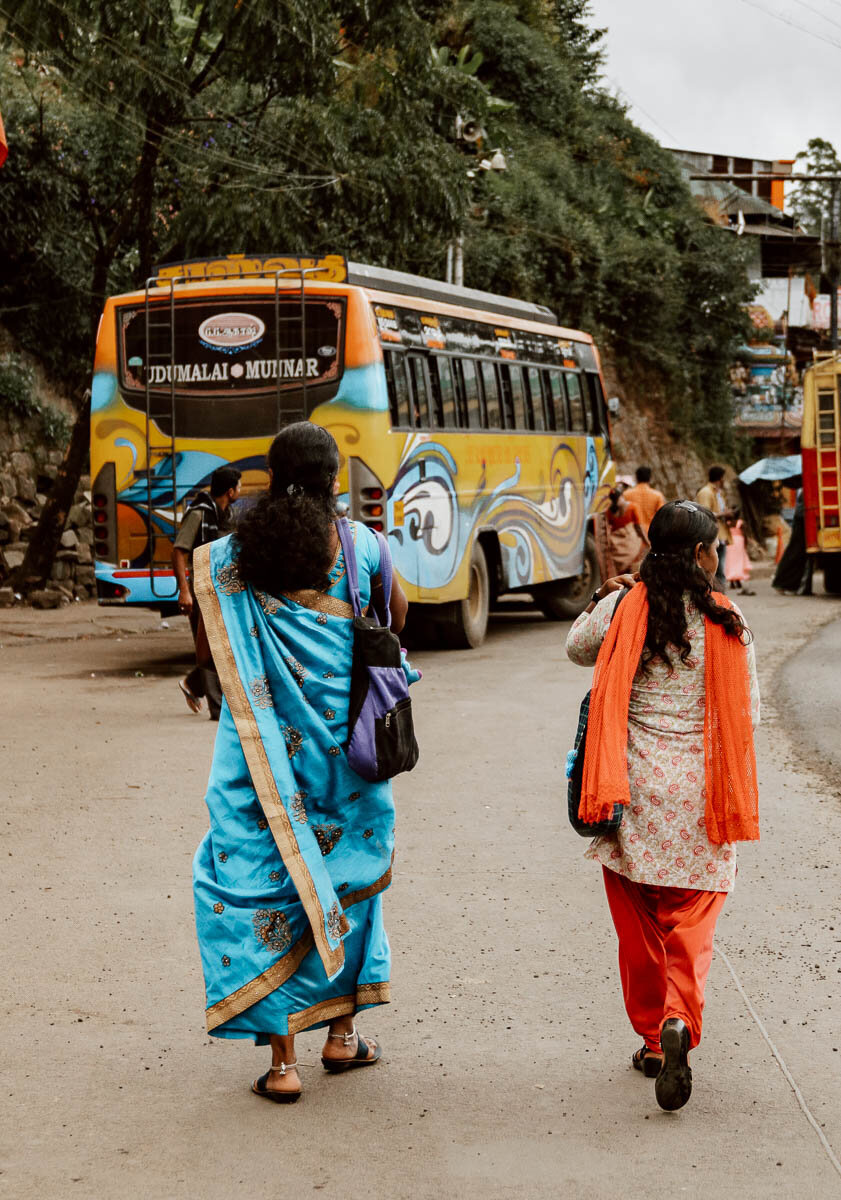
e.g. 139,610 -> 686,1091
337,518 -> 419,783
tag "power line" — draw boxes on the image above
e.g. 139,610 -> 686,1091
736,0 -> 841,51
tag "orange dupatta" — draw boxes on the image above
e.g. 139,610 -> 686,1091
579,583 -> 759,844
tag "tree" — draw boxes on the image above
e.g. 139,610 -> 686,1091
436,0 -> 754,453
1,1 -> 477,589
790,137 -> 841,235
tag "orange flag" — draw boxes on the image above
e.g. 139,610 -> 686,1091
0,110 -> 7,168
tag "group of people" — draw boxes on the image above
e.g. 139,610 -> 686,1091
608,464 -> 754,595
176,427 -> 760,1116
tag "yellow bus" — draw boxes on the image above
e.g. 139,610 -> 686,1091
801,352 -> 841,593
90,253 -> 614,646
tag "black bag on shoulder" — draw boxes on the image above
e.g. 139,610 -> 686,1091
567,587 -> 629,837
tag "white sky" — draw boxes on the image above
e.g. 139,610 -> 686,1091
588,0 -> 841,164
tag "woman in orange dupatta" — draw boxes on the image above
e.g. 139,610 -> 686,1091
566,501 -> 759,1111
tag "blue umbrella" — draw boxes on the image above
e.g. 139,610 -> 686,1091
738,455 -> 802,486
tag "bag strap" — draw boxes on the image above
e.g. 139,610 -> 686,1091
336,517 -> 363,619
372,530 -> 393,627
609,585 -> 630,625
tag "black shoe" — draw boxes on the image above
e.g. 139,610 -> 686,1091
655,1018 -> 692,1111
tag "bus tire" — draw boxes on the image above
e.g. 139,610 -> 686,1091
535,532 -> 601,620
446,542 -> 490,649
823,555 -> 841,594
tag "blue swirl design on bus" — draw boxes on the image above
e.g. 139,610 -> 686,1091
386,435 -> 605,591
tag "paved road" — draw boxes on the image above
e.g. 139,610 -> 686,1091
2,578 -> 841,1199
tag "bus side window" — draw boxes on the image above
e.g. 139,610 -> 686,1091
405,354 -> 430,427
585,372 -> 608,436
526,366 -> 546,431
384,350 -> 411,427
545,370 -> 568,430
480,360 -> 501,428
564,371 -> 587,432
461,358 -> 483,428
509,365 -> 529,429
435,356 -> 458,427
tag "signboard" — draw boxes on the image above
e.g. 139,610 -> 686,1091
152,253 -> 348,286
119,296 -> 344,394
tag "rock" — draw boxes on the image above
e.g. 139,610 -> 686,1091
48,449 -> 63,466
1,500 -> 31,525
6,519 -> 22,541
0,510 -> 8,528
77,527 -> 94,546
68,502 -> 91,528
0,472 -> 16,499
35,492 -> 48,507
38,466 -> 58,485
50,560 -> 71,581
29,589 -> 61,609
56,549 -> 80,562
0,529 -> 8,545
5,548 -> 25,569
79,474 -> 91,491
50,581 -> 75,600
60,529 -> 78,549
16,474 -> 37,503
10,451 -> 35,476
76,543 -> 92,564
74,584 -> 90,600
0,586 -> 15,607
75,565 -> 97,587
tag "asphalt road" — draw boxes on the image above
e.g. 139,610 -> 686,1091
2,575 -> 841,1199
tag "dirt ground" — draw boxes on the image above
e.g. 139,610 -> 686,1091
2,574 -> 841,1199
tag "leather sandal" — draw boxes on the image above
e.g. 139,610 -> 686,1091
632,1044 -> 663,1078
655,1019 -> 692,1111
178,678 -> 202,714
251,1060 -> 301,1103
321,1026 -> 382,1073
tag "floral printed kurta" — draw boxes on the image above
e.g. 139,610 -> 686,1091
566,592 -> 760,892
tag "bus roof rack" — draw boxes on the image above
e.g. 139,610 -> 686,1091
346,261 -> 557,325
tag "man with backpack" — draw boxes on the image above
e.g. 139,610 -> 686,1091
172,466 -> 241,719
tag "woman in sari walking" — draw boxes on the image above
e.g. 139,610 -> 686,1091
566,500 -> 759,1111
192,422 -> 414,1102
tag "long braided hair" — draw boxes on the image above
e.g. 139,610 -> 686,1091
638,499 -> 750,672
234,422 -> 339,596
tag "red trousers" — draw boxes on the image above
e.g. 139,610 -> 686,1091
602,866 -> 726,1052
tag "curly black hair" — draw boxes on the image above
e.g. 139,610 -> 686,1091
234,422 -> 340,596
638,499 -> 750,672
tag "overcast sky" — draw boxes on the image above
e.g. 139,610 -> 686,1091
588,0 -> 841,165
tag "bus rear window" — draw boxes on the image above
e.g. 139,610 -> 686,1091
118,296 -> 344,394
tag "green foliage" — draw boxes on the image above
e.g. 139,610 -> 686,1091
0,0 -> 754,463
790,137 -> 841,234
446,0 -> 754,456
0,355 -> 38,419
0,355 -> 71,446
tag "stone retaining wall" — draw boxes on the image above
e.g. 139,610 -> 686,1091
0,412 -> 92,609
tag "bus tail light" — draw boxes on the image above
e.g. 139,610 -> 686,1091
91,462 -> 118,564
348,458 -> 389,532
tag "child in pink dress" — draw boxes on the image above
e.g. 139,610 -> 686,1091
725,514 -> 754,594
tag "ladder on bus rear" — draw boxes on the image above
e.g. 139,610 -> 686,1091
273,266 -> 316,428
144,277 -> 179,599
813,357 -> 841,540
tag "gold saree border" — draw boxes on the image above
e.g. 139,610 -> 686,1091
287,981 -> 391,1036
282,589 -> 354,619
205,865 -> 394,1032
194,542 -> 344,983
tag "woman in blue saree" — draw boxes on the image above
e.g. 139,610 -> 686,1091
192,422 -> 412,1102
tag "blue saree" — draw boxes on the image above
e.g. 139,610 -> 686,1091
192,521 -> 407,1043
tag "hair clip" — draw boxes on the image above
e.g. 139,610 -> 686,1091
286,483 -> 304,497
675,500 -> 698,511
